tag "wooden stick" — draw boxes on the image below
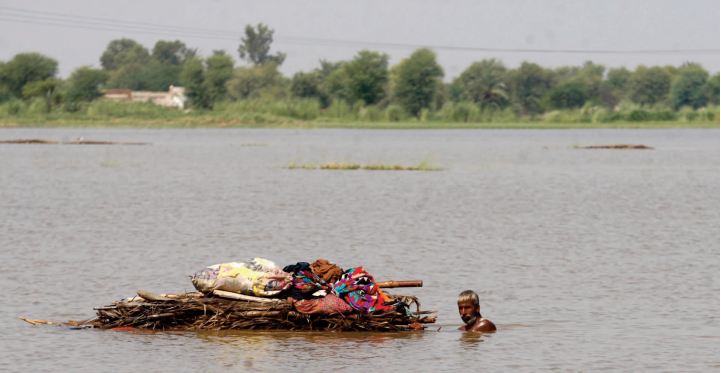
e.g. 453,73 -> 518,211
136,290 -> 204,301
19,317 -> 55,325
137,290 -> 174,301
376,280 -> 423,288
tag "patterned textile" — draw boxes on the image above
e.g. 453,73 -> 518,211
289,270 -> 330,299
332,267 -> 394,313
291,294 -> 353,315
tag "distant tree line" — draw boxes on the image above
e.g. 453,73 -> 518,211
0,23 -> 718,120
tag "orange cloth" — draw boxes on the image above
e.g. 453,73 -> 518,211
310,259 -> 344,283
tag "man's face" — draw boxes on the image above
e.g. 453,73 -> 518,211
458,301 -> 480,324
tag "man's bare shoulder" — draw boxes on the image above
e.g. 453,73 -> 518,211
469,319 -> 496,332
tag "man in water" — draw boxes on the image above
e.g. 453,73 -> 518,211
457,290 -> 496,332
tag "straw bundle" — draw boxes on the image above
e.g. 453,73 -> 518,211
91,291 -> 436,332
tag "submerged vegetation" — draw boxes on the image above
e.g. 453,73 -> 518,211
288,161 -> 442,171
0,23 -> 718,128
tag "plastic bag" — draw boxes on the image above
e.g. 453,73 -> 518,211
191,258 -> 291,297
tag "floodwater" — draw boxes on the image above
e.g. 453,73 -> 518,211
0,128 -> 718,372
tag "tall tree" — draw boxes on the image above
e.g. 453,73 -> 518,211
226,63 -> 285,100
180,56 -> 211,108
107,64 -> 147,90
1,53 -> 58,97
456,59 -> 509,110
707,73 -> 720,106
606,67 -> 632,91
390,48 -> 444,116
546,80 -> 588,109
100,38 -> 150,70
669,63 -> 709,109
152,40 -> 195,66
290,71 -> 323,99
340,50 -> 389,105
237,23 -> 286,66
65,66 -> 108,102
21,78 -> 61,112
508,62 -> 552,115
137,62 -> 182,91
204,50 -> 234,102
629,66 -> 672,106
600,67 -> 632,107
297,60 -> 343,107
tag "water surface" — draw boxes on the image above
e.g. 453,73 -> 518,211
0,128 -> 718,372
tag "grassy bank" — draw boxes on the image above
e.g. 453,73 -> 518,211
0,99 -> 718,129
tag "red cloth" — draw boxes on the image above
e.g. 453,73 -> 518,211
291,294 -> 353,315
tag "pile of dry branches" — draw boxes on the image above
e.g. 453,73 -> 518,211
90,291 -> 436,332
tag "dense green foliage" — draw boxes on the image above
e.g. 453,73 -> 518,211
330,50 -> 390,105
102,39 -> 192,91
63,67 -> 108,110
2,53 -> 58,97
455,59 -> 509,110
180,56 -> 211,109
204,51 -> 235,103
391,48 -> 444,116
670,63 -> 709,109
0,23 -> 718,127
508,62 -> 552,115
100,38 -> 150,70
226,63 -> 285,100
629,66 -> 672,106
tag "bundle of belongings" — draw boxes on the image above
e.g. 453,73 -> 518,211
87,257 -> 436,332
191,258 -> 399,315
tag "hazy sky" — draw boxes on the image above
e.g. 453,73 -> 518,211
1,0 -> 718,78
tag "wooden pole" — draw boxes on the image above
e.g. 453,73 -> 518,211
376,280 -> 423,288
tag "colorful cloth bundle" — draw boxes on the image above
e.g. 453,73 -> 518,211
192,258 -> 397,315
332,267 -> 394,313
290,270 -> 328,296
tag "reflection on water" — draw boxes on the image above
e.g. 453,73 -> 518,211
459,331 -> 487,348
0,128 -> 718,372
195,329 -> 427,352
190,330 -> 430,370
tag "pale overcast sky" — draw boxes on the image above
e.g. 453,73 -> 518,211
1,0 -> 718,78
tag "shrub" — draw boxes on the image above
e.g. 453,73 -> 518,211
0,99 -> 26,115
27,97 -> 50,114
384,104 -> 406,122
449,101 -> 479,122
324,100 -> 353,119
626,109 -> 652,121
358,105 -> 383,122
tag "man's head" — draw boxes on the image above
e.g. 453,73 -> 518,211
457,290 -> 481,325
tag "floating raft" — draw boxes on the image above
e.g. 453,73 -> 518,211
576,144 -> 653,150
0,138 -> 148,145
89,290 -> 437,332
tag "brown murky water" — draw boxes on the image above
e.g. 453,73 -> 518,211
1,128 -> 718,372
